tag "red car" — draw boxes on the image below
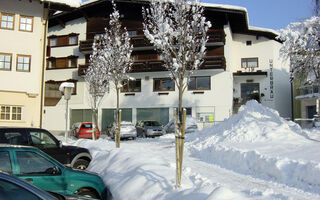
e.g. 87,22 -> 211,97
71,122 -> 100,139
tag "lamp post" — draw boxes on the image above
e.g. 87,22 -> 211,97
59,82 -> 75,142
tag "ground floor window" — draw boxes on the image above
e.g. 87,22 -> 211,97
137,108 -> 169,126
101,108 -> 132,130
0,105 -> 22,121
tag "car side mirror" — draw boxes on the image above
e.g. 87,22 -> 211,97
58,140 -> 63,148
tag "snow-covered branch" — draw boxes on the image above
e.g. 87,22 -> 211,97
279,16 -> 320,84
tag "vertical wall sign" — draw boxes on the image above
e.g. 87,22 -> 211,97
269,59 -> 274,99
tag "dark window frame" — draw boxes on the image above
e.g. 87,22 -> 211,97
45,79 -> 77,95
48,33 -> 79,48
46,56 -> 78,70
153,78 -> 175,92
121,79 -> 141,93
188,76 -> 211,91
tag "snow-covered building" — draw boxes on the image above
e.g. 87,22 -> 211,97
0,0 -> 80,128
43,0 -> 291,132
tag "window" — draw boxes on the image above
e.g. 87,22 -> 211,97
153,78 -> 175,91
16,151 -> 58,175
246,41 -> 252,46
128,30 -> 137,36
46,56 -> 78,69
0,151 -> 12,173
0,105 -> 22,121
2,131 -> 28,145
241,58 -> 258,69
0,53 -> 12,70
48,33 -> 79,47
0,13 -> 14,30
121,79 -> 141,92
188,76 -> 210,90
16,55 -> 31,72
19,15 -> 33,32
45,80 -> 76,105
0,179 -> 40,200
30,131 -> 57,148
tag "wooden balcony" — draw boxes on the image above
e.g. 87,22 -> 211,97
78,56 -> 225,76
79,29 -> 225,53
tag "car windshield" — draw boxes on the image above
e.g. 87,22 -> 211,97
81,123 -> 93,129
144,121 -> 161,126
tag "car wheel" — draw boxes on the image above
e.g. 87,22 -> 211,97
73,159 -> 89,170
76,188 -> 100,199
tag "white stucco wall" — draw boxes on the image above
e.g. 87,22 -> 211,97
0,0 -> 43,94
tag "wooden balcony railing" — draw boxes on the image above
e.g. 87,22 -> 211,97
79,29 -> 225,53
78,56 -> 225,76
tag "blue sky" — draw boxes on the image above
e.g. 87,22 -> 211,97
203,0 -> 313,30
82,0 -> 313,30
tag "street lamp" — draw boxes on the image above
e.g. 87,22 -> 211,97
59,82 -> 75,142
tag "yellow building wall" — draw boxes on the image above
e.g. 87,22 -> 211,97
0,91 -> 41,127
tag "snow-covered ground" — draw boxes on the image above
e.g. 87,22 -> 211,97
61,101 -> 320,200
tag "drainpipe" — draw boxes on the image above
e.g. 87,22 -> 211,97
39,3 -> 49,128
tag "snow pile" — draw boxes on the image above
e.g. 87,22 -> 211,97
189,100 -> 306,144
187,100 -> 320,193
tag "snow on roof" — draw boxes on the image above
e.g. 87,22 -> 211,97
200,2 -> 247,13
249,26 -> 279,36
42,0 -> 82,8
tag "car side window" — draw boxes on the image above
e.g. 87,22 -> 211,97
0,179 -> 40,200
30,131 -> 57,148
0,151 -> 12,173
16,151 -> 58,175
0,131 -> 28,145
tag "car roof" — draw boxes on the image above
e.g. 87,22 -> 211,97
0,127 -> 47,131
0,144 -> 38,150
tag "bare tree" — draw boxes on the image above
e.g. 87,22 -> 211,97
94,2 -> 133,147
143,0 -> 211,187
84,39 -> 109,140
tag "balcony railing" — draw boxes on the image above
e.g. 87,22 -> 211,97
296,85 -> 320,98
79,29 -> 225,53
78,56 -> 225,76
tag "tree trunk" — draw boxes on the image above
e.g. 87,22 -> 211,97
115,86 -> 121,148
175,78 -> 186,188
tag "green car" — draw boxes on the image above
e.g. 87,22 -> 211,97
0,144 -> 112,200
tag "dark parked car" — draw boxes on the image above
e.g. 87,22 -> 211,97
0,127 -> 91,169
135,120 -> 165,137
0,145 -> 112,199
0,171 -> 95,200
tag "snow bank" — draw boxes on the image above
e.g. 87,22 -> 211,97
188,100 -> 307,143
188,100 -> 320,193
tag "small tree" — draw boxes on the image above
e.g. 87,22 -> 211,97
84,39 -> 109,140
95,2 -> 133,147
143,0 -> 211,187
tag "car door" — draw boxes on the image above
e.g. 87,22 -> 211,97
14,150 -> 68,194
28,129 -> 69,165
